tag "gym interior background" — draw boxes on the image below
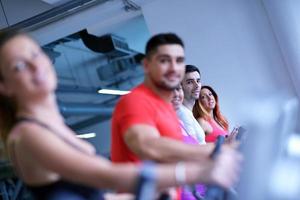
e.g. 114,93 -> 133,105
1,0 -> 300,199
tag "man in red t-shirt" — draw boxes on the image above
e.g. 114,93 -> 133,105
111,33 -> 241,198
112,83 -> 184,163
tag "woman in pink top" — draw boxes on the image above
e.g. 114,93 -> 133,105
193,85 -> 231,143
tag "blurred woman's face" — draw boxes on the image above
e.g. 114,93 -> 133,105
200,88 -> 216,112
0,35 -> 57,100
171,84 -> 184,110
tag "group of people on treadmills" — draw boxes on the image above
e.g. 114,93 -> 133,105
0,29 -> 242,200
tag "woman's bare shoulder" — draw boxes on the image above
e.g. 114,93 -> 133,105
7,122 -> 58,149
197,117 -> 208,124
197,117 -> 212,134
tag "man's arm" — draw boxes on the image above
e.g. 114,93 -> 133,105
124,124 -> 214,163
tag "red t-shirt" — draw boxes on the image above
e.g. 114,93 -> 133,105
111,84 -> 183,163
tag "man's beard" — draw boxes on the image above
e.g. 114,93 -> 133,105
156,81 -> 177,91
149,75 -> 180,91
183,91 -> 198,102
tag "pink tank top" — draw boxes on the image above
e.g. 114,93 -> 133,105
205,118 -> 228,143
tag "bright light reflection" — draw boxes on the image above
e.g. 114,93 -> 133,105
77,132 -> 96,139
97,89 -> 130,95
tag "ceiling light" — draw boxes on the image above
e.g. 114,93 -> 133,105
77,132 -> 96,139
97,89 -> 130,95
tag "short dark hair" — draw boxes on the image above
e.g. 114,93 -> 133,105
145,33 -> 184,58
185,64 -> 201,77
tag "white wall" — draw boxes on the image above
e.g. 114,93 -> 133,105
142,0 -> 297,129
262,0 -> 300,99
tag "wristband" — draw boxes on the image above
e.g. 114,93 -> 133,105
135,161 -> 157,200
175,162 -> 186,185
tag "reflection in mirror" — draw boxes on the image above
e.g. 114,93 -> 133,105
42,15 -> 150,155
